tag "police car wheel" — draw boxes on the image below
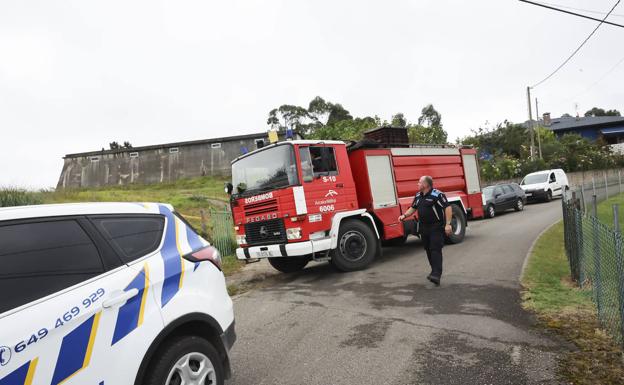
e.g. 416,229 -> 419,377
445,204 -> 466,244
268,257 -> 310,273
144,335 -> 224,385
330,219 -> 377,272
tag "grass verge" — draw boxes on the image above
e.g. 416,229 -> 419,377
522,222 -> 624,384
595,193 -> 624,232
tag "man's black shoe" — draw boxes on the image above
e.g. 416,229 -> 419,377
428,275 -> 440,286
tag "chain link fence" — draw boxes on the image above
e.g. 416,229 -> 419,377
562,193 -> 624,345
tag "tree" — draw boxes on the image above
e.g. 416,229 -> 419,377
391,113 -> 407,128
326,103 -> 353,126
267,105 -> 310,132
584,107 -> 621,117
309,117 -> 376,141
418,104 -> 442,128
407,124 -> 448,144
307,96 -> 333,125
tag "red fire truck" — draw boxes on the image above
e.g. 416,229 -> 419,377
226,134 -> 484,273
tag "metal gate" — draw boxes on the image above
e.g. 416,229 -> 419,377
208,209 -> 235,256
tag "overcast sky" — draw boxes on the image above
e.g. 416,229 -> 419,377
1,0 -> 623,188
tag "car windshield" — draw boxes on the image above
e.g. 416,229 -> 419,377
521,174 -> 548,185
482,187 -> 495,198
232,144 -> 298,195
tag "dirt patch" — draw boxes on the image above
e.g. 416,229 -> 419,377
536,308 -> 624,385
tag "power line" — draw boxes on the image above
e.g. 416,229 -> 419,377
542,1 -> 624,18
519,0 -> 624,29
528,0 -> 622,88
569,54 -> 624,100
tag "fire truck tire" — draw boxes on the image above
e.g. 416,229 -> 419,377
330,219 -> 377,272
268,257 -> 310,273
445,204 -> 466,244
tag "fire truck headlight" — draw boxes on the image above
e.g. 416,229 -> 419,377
287,227 -> 302,240
236,234 -> 247,245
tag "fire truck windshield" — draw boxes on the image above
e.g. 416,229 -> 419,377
232,144 -> 298,196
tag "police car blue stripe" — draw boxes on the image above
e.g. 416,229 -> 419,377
111,266 -> 149,345
158,205 -> 183,307
51,313 -> 99,385
0,358 -> 35,385
185,225 -> 204,252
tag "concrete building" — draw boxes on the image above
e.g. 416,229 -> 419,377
57,131 -> 301,188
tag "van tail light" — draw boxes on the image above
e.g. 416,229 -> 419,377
183,246 -> 222,270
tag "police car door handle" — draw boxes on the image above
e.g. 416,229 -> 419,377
102,289 -> 139,309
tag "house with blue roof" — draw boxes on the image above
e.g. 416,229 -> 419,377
541,113 -> 624,154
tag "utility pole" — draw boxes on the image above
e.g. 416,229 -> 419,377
535,98 -> 543,159
527,86 -> 535,161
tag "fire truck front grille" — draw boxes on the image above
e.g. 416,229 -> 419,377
244,199 -> 278,216
245,219 -> 287,246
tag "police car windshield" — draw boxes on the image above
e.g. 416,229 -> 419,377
521,173 -> 548,185
232,144 -> 298,196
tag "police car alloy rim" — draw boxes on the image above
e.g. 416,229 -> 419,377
166,352 -> 216,385
339,230 -> 367,261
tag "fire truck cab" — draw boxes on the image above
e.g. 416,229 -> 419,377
228,138 -> 483,273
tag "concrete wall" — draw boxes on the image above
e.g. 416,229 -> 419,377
57,136 -> 269,188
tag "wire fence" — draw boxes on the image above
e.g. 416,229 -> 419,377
562,192 -> 624,345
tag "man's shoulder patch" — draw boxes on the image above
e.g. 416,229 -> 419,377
431,189 -> 441,197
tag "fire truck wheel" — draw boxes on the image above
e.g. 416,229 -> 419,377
445,204 -> 466,244
330,219 -> 377,272
268,257 -> 310,273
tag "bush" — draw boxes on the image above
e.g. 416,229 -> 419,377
0,188 -> 42,207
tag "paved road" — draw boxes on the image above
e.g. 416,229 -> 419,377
228,200 -> 565,385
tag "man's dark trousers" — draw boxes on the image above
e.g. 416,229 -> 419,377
421,224 -> 444,278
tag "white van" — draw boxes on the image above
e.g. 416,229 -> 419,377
520,169 -> 569,201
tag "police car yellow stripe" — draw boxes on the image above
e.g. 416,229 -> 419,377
23,357 -> 38,385
0,358 -> 38,385
174,217 -> 185,290
138,263 -> 150,326
82,312 -> 101,368
52,311 -> 101,385
112,265 -> 150,345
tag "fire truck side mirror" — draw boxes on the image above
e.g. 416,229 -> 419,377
225,182 -> 233,195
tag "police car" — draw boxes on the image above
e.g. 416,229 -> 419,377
0,203 -> 235,385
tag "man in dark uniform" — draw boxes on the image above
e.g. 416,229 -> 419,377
398,175 -> 452,285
